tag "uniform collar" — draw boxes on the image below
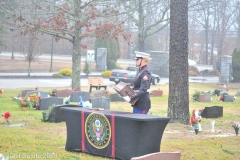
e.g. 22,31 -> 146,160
139,65 -> 147,71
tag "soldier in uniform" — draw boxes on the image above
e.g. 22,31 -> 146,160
123,51 -> 152,114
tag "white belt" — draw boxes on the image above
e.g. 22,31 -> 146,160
135,89 -> 150,92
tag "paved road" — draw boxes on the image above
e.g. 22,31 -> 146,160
0,76 -> 219,89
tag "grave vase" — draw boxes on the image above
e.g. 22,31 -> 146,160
194,129 -> 199,135
234,128 -> 239,135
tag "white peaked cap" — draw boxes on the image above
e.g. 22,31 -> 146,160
134,51 -> 151,59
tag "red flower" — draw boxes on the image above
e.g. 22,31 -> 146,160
3,112 -> 11,120
219,96 -> 224,101
73,88 -> 78,92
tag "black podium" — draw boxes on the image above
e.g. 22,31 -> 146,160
61,107 -> 170,160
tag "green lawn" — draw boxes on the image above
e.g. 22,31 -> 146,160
0,83 -> 240,160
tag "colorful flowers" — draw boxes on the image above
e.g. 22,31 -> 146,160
15,93 -> 41,110
28,94 -> 40,101
28,94 -> 41,109
2,112 -> 11,124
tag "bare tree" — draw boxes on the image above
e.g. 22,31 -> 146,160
189,0 -> 220,65
235,1 -> 240,47
0,0 -> 129,90
215,0 -> 239,62
168,0 -> 189,124
122,0 -> 207,52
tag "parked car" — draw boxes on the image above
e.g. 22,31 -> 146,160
109,67 -> 160,85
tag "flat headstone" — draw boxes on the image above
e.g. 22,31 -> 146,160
131,152 -> 181,160
90,90 -> 108,98
40,97 -> 63,110
151,90 -> 163,97
25,91 -> 49,99
70,91 -> 90,102
56,89 -> 72,97
17,90 -> 35,97
197,94 -> 211,102
201,106 -> 223,118
223,95 -> 234,102
110,93 -> 125,102
4,123 -> 26,127
49,104 -> 80,123
90,97 -> 110,109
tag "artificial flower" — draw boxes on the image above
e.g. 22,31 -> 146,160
2,112 -> 11,124
232,122 -> 240,129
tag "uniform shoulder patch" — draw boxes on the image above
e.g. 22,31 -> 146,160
143,75 -> 148,80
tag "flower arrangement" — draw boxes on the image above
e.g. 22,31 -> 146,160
50,88 -> 58,96
20,97 -> 28,107
192,91 -> 201,101
28,94 -> 41,109
42,104 -> 54,122
2,112 -> 11,124
190,109 -> 202,134
232,122 -> 240,129
0,88 -> 3,94
232,122 -> 240,135
198,109 -> 204,116
218,92 -> 228,101
15,94 -> 40,110
63,96 -> 70,104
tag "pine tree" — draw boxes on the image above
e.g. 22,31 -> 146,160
83,61 -> 90,76
232,48 -> 240,82
94,38 -> 120,70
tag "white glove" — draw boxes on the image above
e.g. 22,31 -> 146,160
123,96 -> 131,102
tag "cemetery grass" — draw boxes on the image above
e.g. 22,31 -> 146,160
0,83 -> 240,160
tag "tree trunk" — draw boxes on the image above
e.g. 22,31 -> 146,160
27,32 -> 34,77
71,0 -> 82,91
137,0 -> 145,52
28,61 -> 31,77
71,38 -> 81,91
168,0 -> 189,124
205,7 -> 209,65
210,6 -> 217,65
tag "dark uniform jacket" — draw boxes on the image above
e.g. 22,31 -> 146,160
130,65 -> 151,109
